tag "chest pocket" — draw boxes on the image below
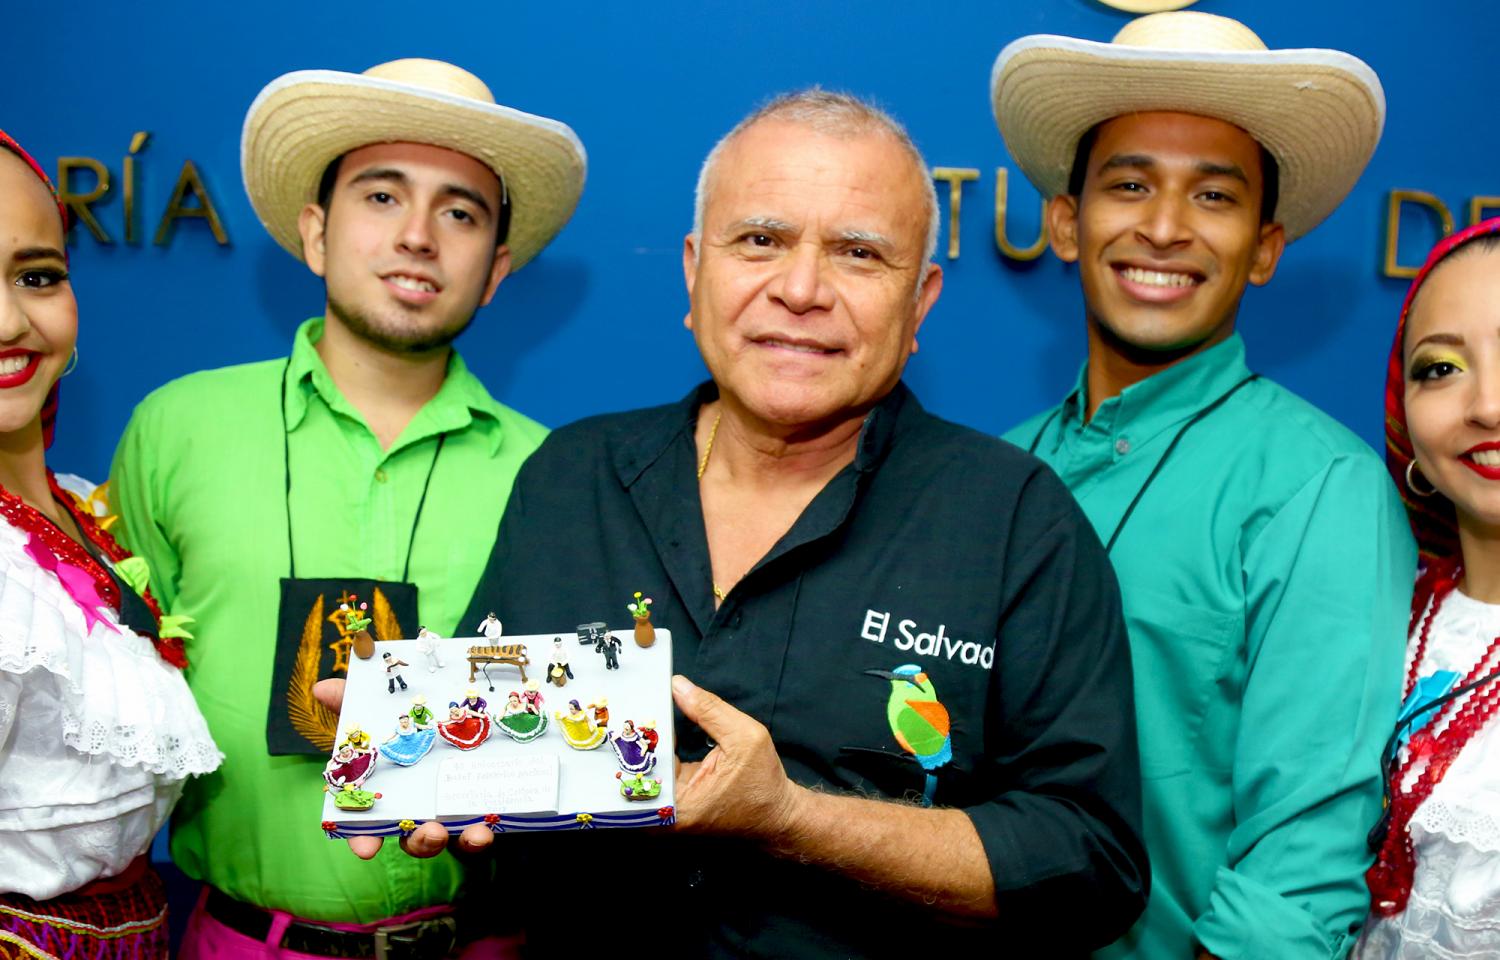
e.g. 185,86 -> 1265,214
1122,585 -> 1241,779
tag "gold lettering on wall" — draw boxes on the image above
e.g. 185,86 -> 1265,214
57,157 -> 112,244
994,167 -> 1047,261
931,167 -> 979,260
1384,189 -> 1455,279
124,132 -> 149,245
154,160 -> 229,246
1469,196 -> 1500,227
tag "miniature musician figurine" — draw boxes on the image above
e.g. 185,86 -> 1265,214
414,626 -> 446,672
547,637 -> 573,686
596,631 -> 622,670
381,652 -> 410,693
409,695 -> 434,729
476,612 -> 504,641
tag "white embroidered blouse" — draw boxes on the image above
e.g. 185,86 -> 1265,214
1358,589 -> 1500,958
0,490 -> 219,899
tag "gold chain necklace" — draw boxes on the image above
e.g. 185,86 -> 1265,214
697,411 -> 727,601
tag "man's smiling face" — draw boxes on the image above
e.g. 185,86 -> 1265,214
1048,111 -> 1285,359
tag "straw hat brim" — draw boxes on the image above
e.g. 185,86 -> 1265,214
242,70 -> 587,270
990,36 -> 1385,240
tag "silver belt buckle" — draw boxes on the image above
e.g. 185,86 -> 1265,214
372,916 -> 458,960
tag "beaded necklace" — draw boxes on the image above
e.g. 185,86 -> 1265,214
0,472 -> 178,666
1368,560 -> 1500,914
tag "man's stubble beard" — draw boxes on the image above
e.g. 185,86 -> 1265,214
327,294 -> 477,356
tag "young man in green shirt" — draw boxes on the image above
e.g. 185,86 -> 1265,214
110,59 -> 584,957
992,12 -> 1415,960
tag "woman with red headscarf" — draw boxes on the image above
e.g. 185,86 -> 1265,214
1359,217 -> 1500,957
0,131 -> 219,958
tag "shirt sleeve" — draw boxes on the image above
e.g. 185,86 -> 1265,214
1192,454 -> 1415,959
108,400 -> 183,612
964,466 -> 1150,951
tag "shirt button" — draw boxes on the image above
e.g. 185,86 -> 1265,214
1114,438 -> 1131,456
375,468 -> 388,483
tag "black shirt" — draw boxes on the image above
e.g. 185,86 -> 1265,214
463,382 -> 1146,958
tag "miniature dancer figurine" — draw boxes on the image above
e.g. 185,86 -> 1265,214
555,699 -> 606,750
520,678 -> 545,715
597,631 -> 622,670
496,689 -> 550,743
382,651 -> 410,693
409,694 -> 434,729
639,719 -> 660,755
547,637 -> 573,686
323,738 -> 376,789
608,719 -> 656,775
590,697 -> 609,729
379,713 -> 437,766
414,625 -> 447,672
476,611 -> 504,641
436,701 -> 492,750
458,687 -> 488,717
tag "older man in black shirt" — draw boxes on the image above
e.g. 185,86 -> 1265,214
417,90 -> 1144,957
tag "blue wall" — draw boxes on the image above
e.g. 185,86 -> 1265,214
5,0 -> 1496,480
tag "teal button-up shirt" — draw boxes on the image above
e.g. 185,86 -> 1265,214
1007,335 -> 1414,960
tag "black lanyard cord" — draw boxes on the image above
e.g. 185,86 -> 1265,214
279,359 -> 446,581
1026,373 -> 1259,553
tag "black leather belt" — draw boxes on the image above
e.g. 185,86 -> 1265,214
204,888 -> 459,960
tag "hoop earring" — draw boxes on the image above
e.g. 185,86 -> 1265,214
1406,460 -> 1438,497
60,348 -> 78,378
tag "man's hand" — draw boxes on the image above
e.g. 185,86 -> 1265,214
670,674 -> 804,841
312,678 -> 492,860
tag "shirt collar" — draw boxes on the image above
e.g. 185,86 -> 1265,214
1062,333 -> 1251,446
283,317 -> 507,454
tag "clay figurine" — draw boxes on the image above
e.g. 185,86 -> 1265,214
590,698 -> 610,729
437,701 -> 492,750
520,678 -> 545,714
496,689 -> 550,743
342,598 -> 376,660
597,631 -> 622,670
379,713 -> 437,766
546,637 -> 573,687
476,612 -> 504,642
608,719 -> 656,775
409,695 -> 435,729
615,770 -> 662,802
628,592 -> 655,648
458,688 -> 488,717
639,719 -> 660,755
324,736 -> 376,790
414,626 -> 447,672
555,699 -> 606,750
382,651 -> 410,693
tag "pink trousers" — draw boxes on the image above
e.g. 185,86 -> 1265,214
177,888 -> 521,960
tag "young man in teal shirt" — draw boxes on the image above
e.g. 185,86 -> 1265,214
991,12 -> 1415,960
110,59 -> 583,957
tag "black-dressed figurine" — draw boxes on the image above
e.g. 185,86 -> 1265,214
597,631 -> 622,670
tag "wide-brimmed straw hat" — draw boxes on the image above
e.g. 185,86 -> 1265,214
242,58 -> 586,269
990,12 -> 1384,240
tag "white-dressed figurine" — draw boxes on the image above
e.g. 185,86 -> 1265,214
414,625 -> 446,672
476,612 -> 504,642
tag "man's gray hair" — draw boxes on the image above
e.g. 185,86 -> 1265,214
691,88 -> 940,267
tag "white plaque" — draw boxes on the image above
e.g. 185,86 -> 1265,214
434,753 -> 560,818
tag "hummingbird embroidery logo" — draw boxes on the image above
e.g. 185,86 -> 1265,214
864,664 -> 952,806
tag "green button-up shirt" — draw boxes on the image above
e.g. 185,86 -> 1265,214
1006,335 -> 1414,960
109,318 -> 547,923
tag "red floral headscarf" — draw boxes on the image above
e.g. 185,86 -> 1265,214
1384,216 -> 1500,565
0,129 -> 68,449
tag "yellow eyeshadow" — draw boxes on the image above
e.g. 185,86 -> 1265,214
1410,351 -> 1466,377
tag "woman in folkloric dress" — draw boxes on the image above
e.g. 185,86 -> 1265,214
0,130 -> 220,960
1361,217 -> 1500,958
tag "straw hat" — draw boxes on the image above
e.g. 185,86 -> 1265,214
242,58 -> 586,269
990,12 -> 1384,240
